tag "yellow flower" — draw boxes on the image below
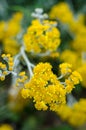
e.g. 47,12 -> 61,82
21,88 -> 30,99
49,2 -> 73,24
21,62 -> 81,112
0,54 -> 14,81
16,71 -> 28,87
57,99 -> 86,127
12,12 -> 23,22
21,62 -> 66,111
72,29 -> 86,52
60,50 -> 81,69
70,71 -> 82,85
65,79 -> 74,93
70,14 -> 85,34
59,63 -> 72,75
4,12 -> 23,38
35,101 -> 48,111
0,124 -> 13,130
23,19 -> 60,53
3,38 -> 20,56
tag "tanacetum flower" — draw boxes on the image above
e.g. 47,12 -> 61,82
21,62 -> 82,112
23,19 -> 60,54
69,71 -> 82,85
21,62 -> 66,111
59,63 -> 72,75
49,2 -> 73,24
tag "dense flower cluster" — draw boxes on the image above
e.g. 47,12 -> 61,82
23,19 -> 60,54
21,62 -> 82,111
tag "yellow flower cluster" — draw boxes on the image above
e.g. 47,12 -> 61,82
0,12 -> 23,55
57,99 -> 86,127
60,50 -> 86,88
0,12 -> 23,40
3,38 -> 20,56
0,62 -> 7,81
71,18 -> 86,87
70,71 -> 82,85
49,52 -> 59,58
59,63 -> 72,75
4,12 -> 23,38
21,62 -> 66,111
60,50 -> 81,69
2,54 -> 14,71
23,19 -> 60,54
16,71 -> 28,87
70,14 -> 85,35
49,2 -> 85,36
0,54 -> 14,81
59,63 -> 82,84
50,2 -> 86,88
72,32 -> 86,53
60,50 -> 86,87
49,2 -> 73,24
59,63 -> 82,93
0,124 -> 13,130
21,62 -> 82,111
